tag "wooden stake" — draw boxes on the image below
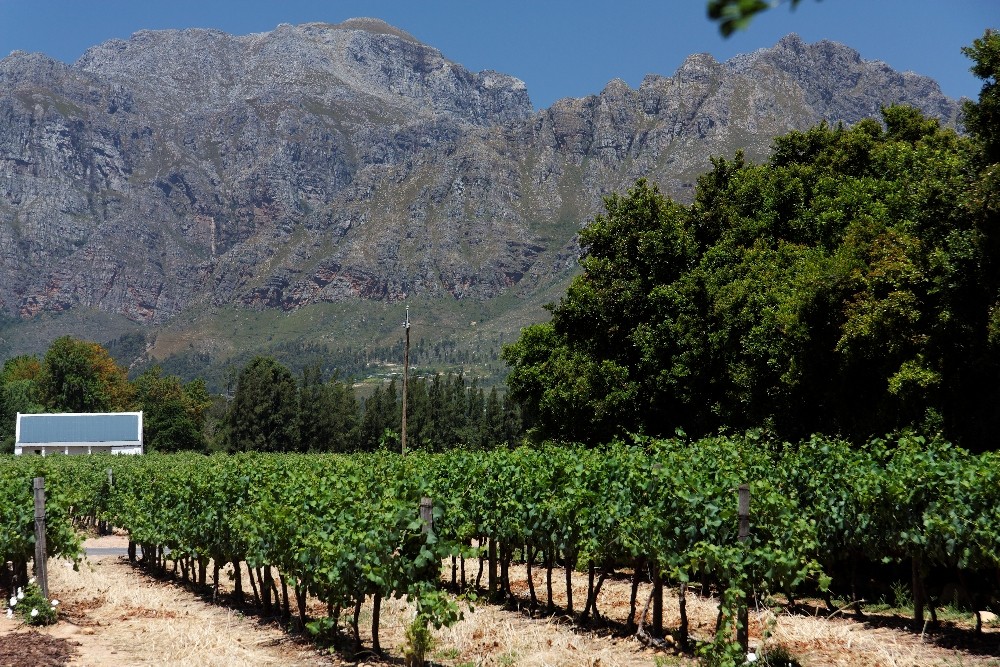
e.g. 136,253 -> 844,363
419,497 -> 434,535
737,483 -> 750,654
33,477 -> 49,599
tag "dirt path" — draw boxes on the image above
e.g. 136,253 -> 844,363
1,537 -> 328,667
3,537 -> 999,666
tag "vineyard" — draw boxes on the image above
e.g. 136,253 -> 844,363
2,433 -> 1000,664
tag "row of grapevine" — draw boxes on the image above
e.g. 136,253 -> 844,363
2,433 -> 999,661
0,457 -> 87,591
100,453 -> 467,650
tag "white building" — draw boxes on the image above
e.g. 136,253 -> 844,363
14,412 -> 143,455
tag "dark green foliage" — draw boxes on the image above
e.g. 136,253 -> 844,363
357,374 -> 523,452
37,336 -> 133,413
358,378 -> 400,451
707,0 -> 807,37
133,367 -> 211,452
505,100 -> 1000,449
962,29 -> 1000,163
298,365 -> 359,452
0,356 -> 44,452
223,356 -> 299,452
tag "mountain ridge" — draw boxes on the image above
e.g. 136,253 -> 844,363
0,22 -> 961,383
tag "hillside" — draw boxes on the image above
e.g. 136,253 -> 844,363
0,21 -> 960,387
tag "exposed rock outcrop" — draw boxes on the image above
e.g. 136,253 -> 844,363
0,23 -> 960,331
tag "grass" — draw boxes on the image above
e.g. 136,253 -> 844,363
654,656 -> 688,666
133,282 -> 575,391
435,646 -> 462,660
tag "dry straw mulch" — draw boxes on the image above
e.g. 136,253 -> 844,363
3,537 -> 999,666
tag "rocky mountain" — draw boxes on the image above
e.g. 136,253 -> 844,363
0,20 -> 961,382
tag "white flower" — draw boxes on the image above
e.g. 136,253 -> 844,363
16,589 -> 24,600
746,652 -> 758,664
30,608 -> 38,617
51,600 -> 59,607
5,608 -> 12,618
8,596 -> 15,607
28,577 -> 35,585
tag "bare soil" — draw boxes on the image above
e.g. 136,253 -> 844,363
0,538 -> 327,667
2,537 -> 998,666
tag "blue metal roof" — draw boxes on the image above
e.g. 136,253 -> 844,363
19,413 -> 140,444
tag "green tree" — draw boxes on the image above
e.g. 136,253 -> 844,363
133,366 -> 211,452
503,180 -> 689,442
37,336 -> 133,413
505,99 -> 1000,449
0,356 -> 45,451
962,29 -> 1000,163
482,386 -> 504,448
298,364 -> 359,452
464,379 -> 486,447
224,356 -> 299,452
358,379 -> 400,451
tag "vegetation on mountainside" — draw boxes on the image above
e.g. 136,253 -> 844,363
0,336 -> 522,454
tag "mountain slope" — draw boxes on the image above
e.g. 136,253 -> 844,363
0,22 -> 961,383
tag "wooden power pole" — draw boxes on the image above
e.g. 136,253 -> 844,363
401,305 -> 411,455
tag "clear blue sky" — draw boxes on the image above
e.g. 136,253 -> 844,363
0,1 -> 996,109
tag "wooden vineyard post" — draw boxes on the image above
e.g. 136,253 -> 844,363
650,463 -> 664,636
33,477 -> 49,599
736,483 -> 750,654
102,467 -> 113,535
419,497 -> 434,535
488,538 -> 498,598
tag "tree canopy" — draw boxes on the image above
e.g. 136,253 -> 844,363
133,367 -> 212,452
223,355 -> 300,452
962,29 -> 1000,163
37,336 -> 134,413
505,36 -> 1000,449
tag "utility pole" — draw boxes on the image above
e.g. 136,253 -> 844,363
401,305 -> 411,455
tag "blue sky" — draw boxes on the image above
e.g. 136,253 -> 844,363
0,1 -> 996,109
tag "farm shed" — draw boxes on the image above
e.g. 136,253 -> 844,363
14,412 -> 144,455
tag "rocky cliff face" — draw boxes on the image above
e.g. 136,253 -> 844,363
0,22 -> 961,360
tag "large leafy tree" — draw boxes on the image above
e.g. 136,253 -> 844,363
506,90 -> 1000,448
962,29 -> 1000,163
0,356 -> 44,451
37,336 -> 133,413
133,366 -> 212,452
504,181 -> 691,442
298,364 -> 359,452
224,356 -> 299,452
